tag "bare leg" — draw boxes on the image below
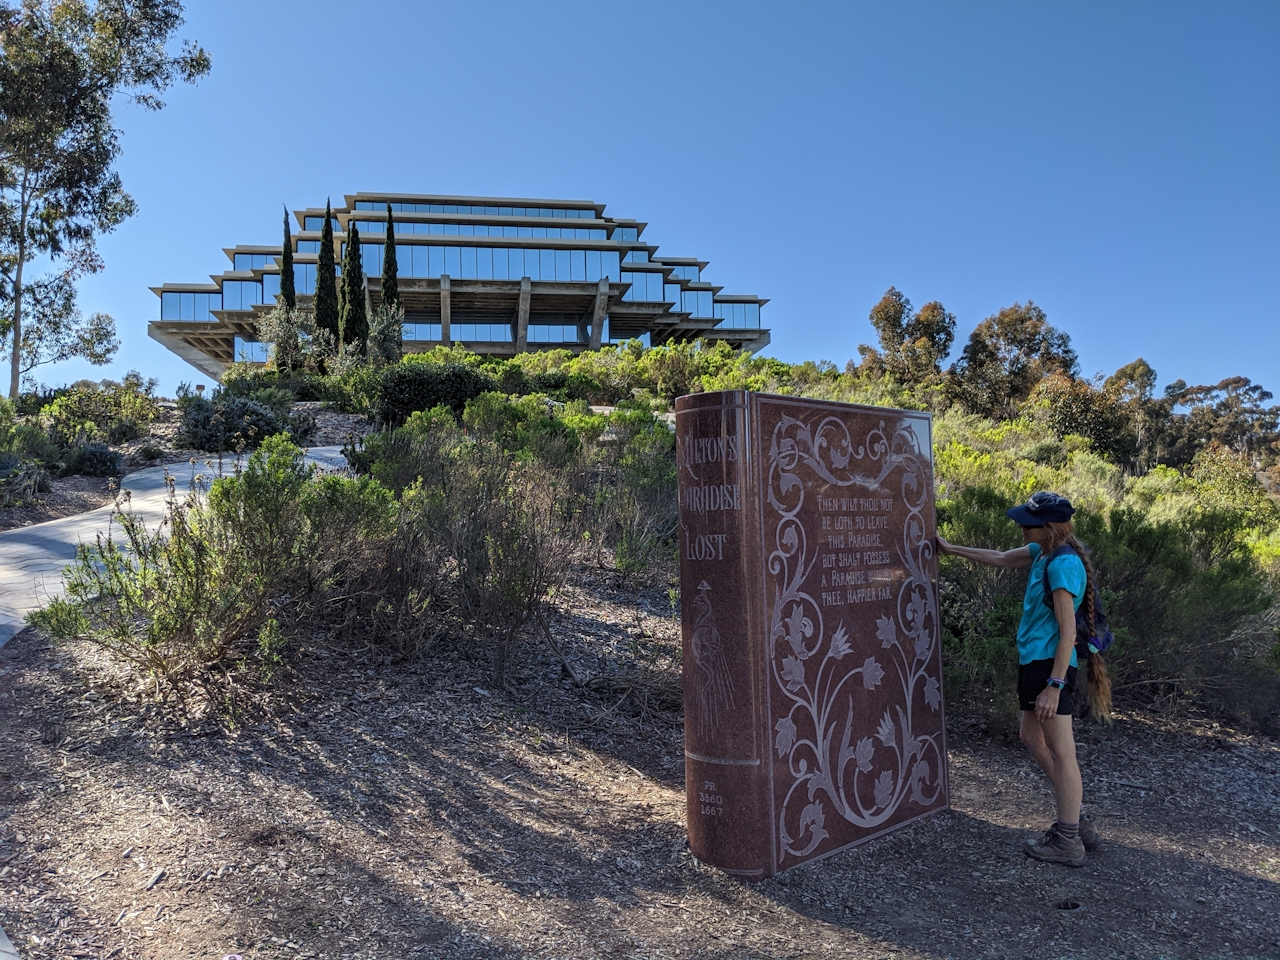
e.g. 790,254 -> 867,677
1020,710 -> 1057,781
1036,714 -> 1083,824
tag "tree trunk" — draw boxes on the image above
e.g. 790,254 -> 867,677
8,236 -> 26,401
8,180 -> 31,401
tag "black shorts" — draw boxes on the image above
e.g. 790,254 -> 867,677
1018,658 -> 1077,714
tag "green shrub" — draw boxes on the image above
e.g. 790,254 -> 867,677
0,455 -> 52,506
62,442 -> 124,477
174,390 -> 298,452
28,484 -> 266,685
206,435 -> 314,581
373,361 -> 497,427
42,372 -> 159,446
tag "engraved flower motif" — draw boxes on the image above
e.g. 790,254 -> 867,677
873,769 -> 895,810
799,801 -> 829,846
909,760 -> 931,805
875,710 -> 896,747
854,736 -> 874,773
780,655 -> 805,692
924,675 -> 941,711
785,604 -> 813,657
875,614 -> 896,649
828,624 -> 851,660
774,716 -> 797,757
862,656 -> 884,690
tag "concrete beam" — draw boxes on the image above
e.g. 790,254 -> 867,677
148,324 -> 229,380
516,277 -> 531,351
589,276 -> 609,350
440,275 -> 452,345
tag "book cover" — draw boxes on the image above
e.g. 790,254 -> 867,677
677,391 -> 949,879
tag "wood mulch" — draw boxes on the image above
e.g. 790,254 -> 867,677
0,565 -> 1277,959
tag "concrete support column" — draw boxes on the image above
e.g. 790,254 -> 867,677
516,277 -> 531,352
589,276 -> 609,350
439,275 -> 451,345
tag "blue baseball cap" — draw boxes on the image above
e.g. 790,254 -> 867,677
1007,491 -> 1075,527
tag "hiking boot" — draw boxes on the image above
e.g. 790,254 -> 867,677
1080,815 -> 1102,853
1024,824 -> 1086,867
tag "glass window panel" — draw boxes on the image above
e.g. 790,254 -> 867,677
586,250 -> 601,282
665,284 -> 681,304
555,249 -> 570,281
262,274 -> 280,300
444,204 -> 457,214
492,247 -> 508,280
460,246 -> 477,279
297,240 -> 319,253
443,223 -> 457,236
621,273 -> 636,302
699,291 -> 712,317
476,246 -> 492,280
746,303 -> 760,327
176,292 -> 192,320
604,251 -> 620,280
304,217 -> 320,230
499,206 -> 512,216
413,245 -> 429,278
222,282 -> 238,311
681,290 -> 693,313
429,245 -> 444,277
459,224 -> 473,236
539,248 -> 554,280
571,249 -> 586,281
161,292 -> 178,319
532,226 -> 545,239
444,246 -> 460,276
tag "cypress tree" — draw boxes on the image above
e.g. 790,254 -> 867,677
279,205 -> 296,309
313,199 -> 339,341
381,202 -> 399,309
339,221 -> 368,348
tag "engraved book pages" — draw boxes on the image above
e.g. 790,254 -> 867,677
677,391 -> 949,879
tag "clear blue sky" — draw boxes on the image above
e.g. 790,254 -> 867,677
63,0 -> 1279,398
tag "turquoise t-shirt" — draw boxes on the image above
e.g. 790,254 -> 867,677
1016,542 -> 1086,666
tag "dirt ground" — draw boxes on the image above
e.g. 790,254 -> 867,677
0,567 -> 1277,960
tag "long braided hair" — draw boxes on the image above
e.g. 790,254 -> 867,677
1041,520 -> 1113,721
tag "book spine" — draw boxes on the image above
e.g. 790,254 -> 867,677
675,391 -> 769,878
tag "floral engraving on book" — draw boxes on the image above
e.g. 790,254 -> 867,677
689,580 -> 736,740
765,413 -> 945,864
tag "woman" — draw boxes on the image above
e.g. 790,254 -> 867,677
937,491 -> 1112,867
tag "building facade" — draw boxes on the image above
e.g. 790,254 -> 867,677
149,192 -> 770,379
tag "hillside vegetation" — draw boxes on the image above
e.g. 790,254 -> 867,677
23,290 -> 1280,732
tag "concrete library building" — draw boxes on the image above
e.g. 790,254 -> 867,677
149,192 -> 770,379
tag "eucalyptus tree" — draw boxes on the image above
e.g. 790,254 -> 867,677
0,0 -> 210,398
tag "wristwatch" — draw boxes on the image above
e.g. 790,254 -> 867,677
1046,677 -> 1066,690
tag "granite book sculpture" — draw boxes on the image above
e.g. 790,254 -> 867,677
676,391 -> 949,879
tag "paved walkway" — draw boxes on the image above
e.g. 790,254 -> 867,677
0,447 -> 348,648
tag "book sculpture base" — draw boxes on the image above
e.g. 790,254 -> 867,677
676,392 -> 949,879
